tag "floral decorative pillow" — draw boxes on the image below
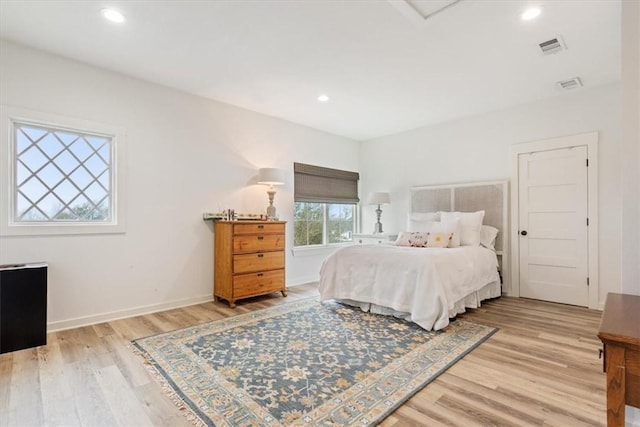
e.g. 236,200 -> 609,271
395,231 -> 429,247
395,231 -> 453,248
404,218 -> 460,248
426,231 -> 453,248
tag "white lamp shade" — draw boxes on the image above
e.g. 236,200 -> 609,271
258,168 -> 285,185
369,192 -> 390,205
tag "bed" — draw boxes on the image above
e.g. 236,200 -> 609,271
319,181 -> 508,331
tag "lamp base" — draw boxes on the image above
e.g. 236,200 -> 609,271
266,189 -> 277,220
266,204 -> 277,220
373,204 -> 383,234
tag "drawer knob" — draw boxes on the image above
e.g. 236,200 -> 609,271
258,225 -> 264,229
257,254 -> 264,258
257,273 -> 264,277
257,236 -> 264,240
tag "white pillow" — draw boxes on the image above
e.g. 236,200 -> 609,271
407,212 -> 440,231
480,225 -> 499,250
440,211 -> 485,246
405,218 -> 460,248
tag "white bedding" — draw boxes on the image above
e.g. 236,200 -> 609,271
318,244 -> 500,331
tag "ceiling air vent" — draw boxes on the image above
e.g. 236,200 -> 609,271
557,77 -> 583,90
388,0 -> 461,23
538,36 -> 566,55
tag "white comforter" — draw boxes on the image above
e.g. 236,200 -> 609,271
319,244 -> 499,331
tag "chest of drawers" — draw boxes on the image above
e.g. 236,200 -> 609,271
214,220 -> 287,308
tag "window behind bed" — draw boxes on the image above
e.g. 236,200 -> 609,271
293,163 -> 359,247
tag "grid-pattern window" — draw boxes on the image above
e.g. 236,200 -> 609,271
13,122 -> 113,223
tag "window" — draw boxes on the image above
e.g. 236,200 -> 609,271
14,123 -> 112,222
294,202 -> 355,246
1,106 -> 126,236
293,163 -> 359,247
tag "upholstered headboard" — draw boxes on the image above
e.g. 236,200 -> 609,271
410,180 -> 509,288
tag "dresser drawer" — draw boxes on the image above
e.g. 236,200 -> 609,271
233,270 -> 284,298
233,234 -> 284,253
234,251 -> 284,274
234,223 -> 284,235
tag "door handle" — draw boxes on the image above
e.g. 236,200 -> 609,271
520,230 -> 528,236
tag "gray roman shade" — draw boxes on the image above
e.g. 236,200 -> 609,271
294,162 -> 359,204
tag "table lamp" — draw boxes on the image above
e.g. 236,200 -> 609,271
258,168 -> 285,219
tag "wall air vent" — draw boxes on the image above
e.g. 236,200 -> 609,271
538,36 -> 566,55
557,77 -> 583,90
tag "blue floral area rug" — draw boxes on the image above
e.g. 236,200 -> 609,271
132,298 -> 496,426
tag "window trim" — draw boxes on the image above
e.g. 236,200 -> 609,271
1,105 -> 127,236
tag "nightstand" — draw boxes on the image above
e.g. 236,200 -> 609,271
352,234 -> 396,245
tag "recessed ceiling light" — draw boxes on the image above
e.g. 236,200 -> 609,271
317,94 -> 330,103
101,8 -> 125,24
521,7 -> 541,21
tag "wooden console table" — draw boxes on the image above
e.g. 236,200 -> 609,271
597,293 -> 640,427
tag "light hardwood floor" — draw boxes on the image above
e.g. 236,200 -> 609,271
0,284 -> 606,426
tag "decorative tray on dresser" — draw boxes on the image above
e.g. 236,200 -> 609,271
214,220 -> 287,308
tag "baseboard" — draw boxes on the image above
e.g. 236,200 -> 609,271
48,280 -> 319,333
288,276 -> 319,287
47,294 -> 214,333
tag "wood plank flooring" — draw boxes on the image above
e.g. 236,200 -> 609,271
0,284 -> 606,426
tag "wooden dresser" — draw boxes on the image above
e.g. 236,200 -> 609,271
214,220 -> 286,308
597,293 -> 640,427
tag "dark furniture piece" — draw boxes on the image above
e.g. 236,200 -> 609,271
0,263 -> 47,354
598,293 -> 640,427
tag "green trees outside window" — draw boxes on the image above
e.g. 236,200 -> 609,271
294,202 -> 354,246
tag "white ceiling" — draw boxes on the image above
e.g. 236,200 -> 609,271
0,0 -> 621,141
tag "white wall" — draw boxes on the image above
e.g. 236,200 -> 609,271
0,41 -> 360,330
0,35 -> 630,330
621,1 -> 640,425
360,83 -> 621,306
621,0 -> 640,297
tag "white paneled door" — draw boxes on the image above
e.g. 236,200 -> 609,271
518,146 -> 589,306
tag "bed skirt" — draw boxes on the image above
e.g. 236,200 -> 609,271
333,280 -> 501,326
